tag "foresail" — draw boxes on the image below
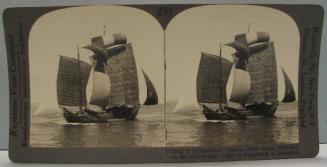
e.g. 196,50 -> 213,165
105,43 -> 140,107
142,69 -> 158,105
281,68 -> 296,103
57,55 -> 92,106
229,68 -> 251,106
89,71 -> 111,108
247,42 -> 278,104
196,52 -> 233,104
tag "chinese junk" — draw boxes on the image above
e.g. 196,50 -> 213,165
57,34 -> 158,123
176,32 -> 296,120
205,32 -> 296,120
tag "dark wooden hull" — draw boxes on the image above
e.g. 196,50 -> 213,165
106,105 -> 140,120
202,106 -> 247,120
62,105 -> 140,123
63,110 -> 113,123
202,102 -> 278,121
245,102 -> 278,118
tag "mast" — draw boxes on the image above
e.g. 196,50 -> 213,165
103,25 -> 107,36
77,46 -> 83,113
219,43 -> 223,110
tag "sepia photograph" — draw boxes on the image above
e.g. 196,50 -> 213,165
29,5 -> 299,149
165,5 -> 299,147
3,2 -> 325,163
29,6 -> 165,148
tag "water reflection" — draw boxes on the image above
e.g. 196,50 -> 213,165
31,105 -> 165,148
51,119 -> 165,148
166,103 -> 299,147
30,103 -> 297,148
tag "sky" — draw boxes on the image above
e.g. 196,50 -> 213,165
29,5 -> 300,113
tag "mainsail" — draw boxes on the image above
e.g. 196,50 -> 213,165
142,69 -> 158,105
281,68 -> 296,103
197,52 -> 233,104
247,42 -> 278,104
105,43 -> 140,107
57,55 -> 92,107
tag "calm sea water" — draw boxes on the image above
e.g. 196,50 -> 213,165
30,102 -> 298,148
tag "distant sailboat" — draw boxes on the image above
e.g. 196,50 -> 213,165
142,69 -> 159,105
281,68 -> 296,103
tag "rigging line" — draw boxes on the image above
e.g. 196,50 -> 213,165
164,30 -> 167,145
77,45 -> 83,113
103,25 -> 107,36
219,43 -> 223,110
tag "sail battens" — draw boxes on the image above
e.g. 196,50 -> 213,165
57,55 -> 92,106
197,52 -> 233,104
106,43 -> 140,107
247,42 -> 278,103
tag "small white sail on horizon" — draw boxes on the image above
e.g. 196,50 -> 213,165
173,54 -> 202,113
173,72 -> 201,113
172,52 -> 199,113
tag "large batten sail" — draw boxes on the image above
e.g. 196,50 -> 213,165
247,42 -> 278,104
142,70 -> 158,105
105,43 -> 140,107
281,68 -> 296,103
197,52 -> 233,104
57,55 -> 92,107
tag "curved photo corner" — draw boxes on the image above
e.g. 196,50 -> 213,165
27,4 -> 301,149
28,5 -> 165,148
165,5 -> 300,147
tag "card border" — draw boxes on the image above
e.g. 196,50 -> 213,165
3,3 -> 324,163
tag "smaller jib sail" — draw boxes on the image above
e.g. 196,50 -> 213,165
142,69 -> 158,105
197,52 -> 233,105
106,43 -> 140,107
281,68 -> 296,103
57,56 -> 92,107
247,42 -> 278,104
